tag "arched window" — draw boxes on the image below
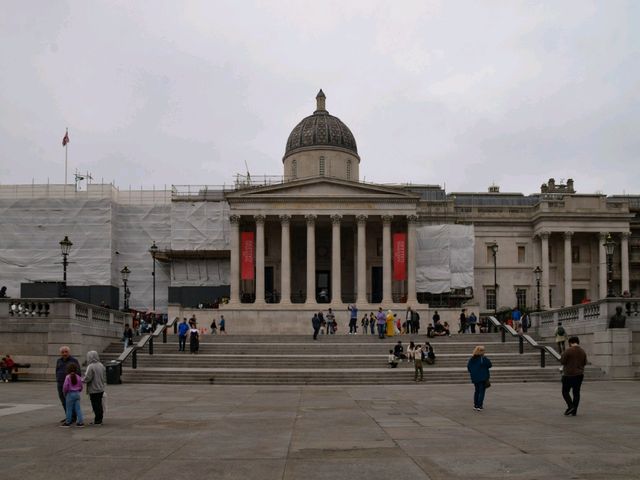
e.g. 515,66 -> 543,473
319,156 -> 325,176
291,159 -> 297,179
346,159 -> 352,180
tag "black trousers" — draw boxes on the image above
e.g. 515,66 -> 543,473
313,327 -> 319,340
178,335 -> 187,351
89,392 -> 104,424
562,374 -> 584,412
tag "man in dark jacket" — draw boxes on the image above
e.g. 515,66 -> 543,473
312,313 -> 321,340
56,345 -> 80,423
560,336 -> 587,416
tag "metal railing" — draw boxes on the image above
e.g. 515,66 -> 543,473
487,316 -> 560,367
115,316 -> 178,371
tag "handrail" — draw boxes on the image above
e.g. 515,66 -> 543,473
487,315 -> 561,367
115,316 -> 178,368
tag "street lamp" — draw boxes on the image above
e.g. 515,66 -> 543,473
120,265 -> 131,311
534,266 -> 542,311
603,233 -> 615,297
59,235 -> 73,297
490,243 -> 498,317
149,241 -> 159,310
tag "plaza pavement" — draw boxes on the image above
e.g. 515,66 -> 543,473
0,381 -> 639,480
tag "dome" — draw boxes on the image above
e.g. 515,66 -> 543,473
284,90 -> 359,159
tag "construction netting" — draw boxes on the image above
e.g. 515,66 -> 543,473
415,224 -> 474,293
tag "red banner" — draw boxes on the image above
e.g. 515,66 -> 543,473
241,231 -> 255,280
393,233 -> 407,281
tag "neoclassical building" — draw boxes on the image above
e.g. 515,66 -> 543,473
0,91 -> 638,332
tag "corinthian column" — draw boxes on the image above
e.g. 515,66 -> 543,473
331,214 -> 342,304
356,214 -> 368,304
305,215 -> 317,304
229,214 -> 240,304
254,215 -> 265,304
621,232 -> 630,294
564,231 -> 573,307
406,215 -> 418,305
540,232 -> 550,309
599,232 -> 607,300
381,215 -> 392,304
280,215 -> 291,304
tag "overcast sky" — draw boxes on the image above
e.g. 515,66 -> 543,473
1,1 -> 638,195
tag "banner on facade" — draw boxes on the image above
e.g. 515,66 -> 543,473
241,231 -> 255,280
393,232 -> 407,281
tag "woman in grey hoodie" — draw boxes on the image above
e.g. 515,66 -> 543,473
83,351 -> 106,425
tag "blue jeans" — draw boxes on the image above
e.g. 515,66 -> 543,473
65,391 -> 84,425
377,324 -> 385,338
473,382 -> 486,408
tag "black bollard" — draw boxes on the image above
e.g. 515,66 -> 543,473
149,336 -> 154,355
163,328 -> 167,344
132,349 -> 137,369
519,336 -> 524,354
501,326 -> 506,343
540,349 -> 546,368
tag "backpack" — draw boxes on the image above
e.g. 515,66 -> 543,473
557,326 -> 566,336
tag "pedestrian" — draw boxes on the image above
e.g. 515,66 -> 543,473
56,346 -> 80,424
361,314 -> 368,333
394,341 -> 406,361
189,325 -> 200,353
177,318 -> 189,351
387,350 -> 398,368
60,363 -> 84,427
0,355 -> 8,382
312,313 -> 321,340
348,304 -> 358,334
555,322 -> 568,353
560,336 -> 587,416
467,345 -> 492,411
376,308 -> 386,339
369,312 -> 376,335
413,344 -> 424,382
512,307 -> 522,331
219,315 -> 227,334
83,351 -> 106,425
413,309 -> 421,334
424,342 -> 436,365
521,313 -> 530,333
326,308 -> 336,335
210,318 -> 217,335
458,309 -> 467,334
386,310 -> 395,337
122,323 -> 134,350
467,312 -> 478,333
405,307 -> 414,336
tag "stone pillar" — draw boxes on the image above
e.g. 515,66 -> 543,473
279,215 -> 291,304
599,232 -> 607,300
331,214 -> 342,304
356,214 -> 368,304
305,215 -> 317,304
621,232 -> 630,294
229,215 -> 241,304
254,215 -> 265,304
564,231 -> 573,307
381,215 -> 392,304
406,214 -> 418,305
593,328 -> 633,378
540,232 -> 550,309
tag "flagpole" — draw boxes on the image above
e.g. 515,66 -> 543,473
64,127 -> 68,184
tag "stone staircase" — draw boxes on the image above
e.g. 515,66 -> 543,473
101,332 -> 603,385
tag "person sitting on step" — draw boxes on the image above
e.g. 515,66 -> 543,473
388,350 -> 399,368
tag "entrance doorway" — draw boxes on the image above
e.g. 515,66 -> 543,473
371,266 -> 383,304
265,266 -> 275,303
317,270 -> 330,303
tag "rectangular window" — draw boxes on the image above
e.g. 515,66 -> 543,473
572,245 -> 580,263
486,246 -> 494,264
516,288 -> 527,310
517,246 -> 526,264
549,288 -> 553,308
319,156 -> 325,176
486,288 -> 496,311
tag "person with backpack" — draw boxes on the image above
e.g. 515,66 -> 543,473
555,322 -> 568,353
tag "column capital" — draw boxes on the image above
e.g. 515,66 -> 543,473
540,231 -> 550,240
381,214 -> 393,225
621,231 -> 630,240
330,214 -> 343,225
229,214 -> 241,224
564,231 -> 573,238
599,232 -> 608,241
254,214 -> 266,225
356,214 -> 368,225
279,214 -> 291,225
305,214 -> 317,225
407,214 -> 419,223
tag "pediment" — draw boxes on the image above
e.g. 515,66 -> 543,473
226,177 -> 419,201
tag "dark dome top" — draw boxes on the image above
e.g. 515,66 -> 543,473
284,90 -> 358,157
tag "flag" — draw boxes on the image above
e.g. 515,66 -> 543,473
393,233 -> 407,281
241,231 -> 255,280
62,130 -> 69,147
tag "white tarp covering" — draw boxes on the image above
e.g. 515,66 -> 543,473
171,259 -> 229,287
170,201 -> 230,250
416,224 -> 474,293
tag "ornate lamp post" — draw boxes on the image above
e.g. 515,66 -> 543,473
59,235 -> 73,297
149,241 -> 159,310
534,266 -> 542,311
490,243 -> 498,317
603,233 -> 615,297
121,265 -> 131,311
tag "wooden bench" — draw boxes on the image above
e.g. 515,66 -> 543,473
10,363 -> 31,382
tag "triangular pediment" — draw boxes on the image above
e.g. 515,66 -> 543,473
226,177 -> 420,200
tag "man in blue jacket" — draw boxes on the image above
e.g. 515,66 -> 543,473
177,318 -> 189,352
55,345 -> 80,423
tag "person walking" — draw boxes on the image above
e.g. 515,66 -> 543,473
312,313 -> 321,340
326,308 -> 336,335
405,307 -> 414,336
467,345 -> 492,411
376,308 -> 386,339
210,318 -> 217,335
555,322 -> 568,353
348,304 -> 358,334
83,351 -> 106,425
467,312 -> 478,333
458,309 -> 468,334
219,315 -> 227,334
560,336 -> 587,416
432,310 -> 441,329
369,312 -> 376,335
122,323 -> 134,350
361,314 -> 368,333
60,363 -> 84,427
189,325 -> 200,354
413,344 -> 424,382
56,346 -> 80,424
177,318 -> 189,351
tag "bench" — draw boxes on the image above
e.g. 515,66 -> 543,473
10,363 -> 31,382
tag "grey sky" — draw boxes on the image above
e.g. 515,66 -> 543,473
1,1 -> 638,195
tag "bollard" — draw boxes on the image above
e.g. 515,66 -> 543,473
519,336 -> 524,354
163,328 -> 167,344
149,336 -> 154,355
173,322 -> 177,334
540,349 -> 546,368
132,349 -> 137,369
501,327 -> 506,343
